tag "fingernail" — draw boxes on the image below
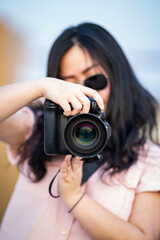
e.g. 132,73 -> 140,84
75,156 -> 82,161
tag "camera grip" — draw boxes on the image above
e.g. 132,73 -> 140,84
44,100 -> 57,155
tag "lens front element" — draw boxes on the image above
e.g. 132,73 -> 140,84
74,122 -> 97,146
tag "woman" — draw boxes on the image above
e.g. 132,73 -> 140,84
0,22 -> 160,240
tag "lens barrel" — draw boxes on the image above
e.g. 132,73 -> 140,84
64,113 -> 110,158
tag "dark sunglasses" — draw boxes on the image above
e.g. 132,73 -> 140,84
84,74 -> 108,90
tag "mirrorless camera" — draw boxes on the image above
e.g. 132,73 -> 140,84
44,98 -> 111,162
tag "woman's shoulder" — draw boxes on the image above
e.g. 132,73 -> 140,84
121,141 -> 160,193
6,106 -> 36,165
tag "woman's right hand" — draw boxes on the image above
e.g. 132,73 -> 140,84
0,77 -> 104,123
39,77 -> 104,116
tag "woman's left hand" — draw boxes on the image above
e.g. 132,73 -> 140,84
58,155 -> 84,209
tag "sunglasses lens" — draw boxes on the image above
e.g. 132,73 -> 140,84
84,74 -> 108,90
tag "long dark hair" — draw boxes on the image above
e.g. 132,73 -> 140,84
18,22 -> 159,181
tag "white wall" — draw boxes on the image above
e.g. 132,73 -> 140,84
0,0 -> 160,101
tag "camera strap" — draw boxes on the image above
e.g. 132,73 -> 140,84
49,155 -> 104,198
81,156 -> 105,184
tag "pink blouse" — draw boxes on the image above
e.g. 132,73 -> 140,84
0,107 -> 160,240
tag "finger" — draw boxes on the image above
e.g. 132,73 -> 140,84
58,99 -> 71,116
64,155 -> 72,174
70,97 -> 83,116
81,87 -> 104,111
60,161 -> 67,179
76,92 -> 90,114
72,156 -> 83,173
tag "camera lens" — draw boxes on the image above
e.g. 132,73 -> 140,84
74,122 -> 97,146
64,113 -> 109,158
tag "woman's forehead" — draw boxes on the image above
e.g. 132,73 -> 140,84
59,45 -> 97,76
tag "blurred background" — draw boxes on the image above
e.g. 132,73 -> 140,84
0,0 -> 160,222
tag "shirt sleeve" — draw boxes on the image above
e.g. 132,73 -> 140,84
6,107 -> 35,165
136,144 -> 160,193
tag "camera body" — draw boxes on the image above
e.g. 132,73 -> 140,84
44,98 -> 111,161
